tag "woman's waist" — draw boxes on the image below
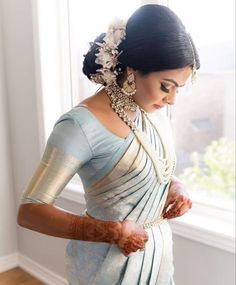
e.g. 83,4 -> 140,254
83,210 -> 167,230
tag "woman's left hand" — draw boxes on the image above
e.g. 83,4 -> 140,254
162,178 -> 193,219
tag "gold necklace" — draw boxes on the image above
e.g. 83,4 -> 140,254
105,81 -> 145,131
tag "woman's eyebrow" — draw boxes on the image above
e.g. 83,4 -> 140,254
163,78 -> 185,87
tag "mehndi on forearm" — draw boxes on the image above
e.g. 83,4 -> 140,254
17,204 -> 122,244
67,212 -> 122,243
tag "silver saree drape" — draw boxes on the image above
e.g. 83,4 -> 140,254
65,108 -> 176,285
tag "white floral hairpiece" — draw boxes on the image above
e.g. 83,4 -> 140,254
89,19 -> 127,85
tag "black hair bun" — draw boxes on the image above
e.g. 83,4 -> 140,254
82,33 -> 106,80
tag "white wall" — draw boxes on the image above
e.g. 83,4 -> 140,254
0,0 -> 235,284
0,4 -> 18,259
173,234 -> 235,285
0,0 -> 71,278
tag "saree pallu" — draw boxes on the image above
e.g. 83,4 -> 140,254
65,106 -> 176,285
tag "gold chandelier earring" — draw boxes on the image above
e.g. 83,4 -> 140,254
121,73 -> 136,96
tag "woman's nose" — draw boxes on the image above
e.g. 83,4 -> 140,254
166,91 -> 177,105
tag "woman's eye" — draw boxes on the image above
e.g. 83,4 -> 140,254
160,83 -> 170,93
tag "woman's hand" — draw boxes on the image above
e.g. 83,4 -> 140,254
162,177 -> 192,219
116,220 -> 149,257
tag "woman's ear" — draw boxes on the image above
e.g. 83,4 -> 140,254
117,67 -> 136,87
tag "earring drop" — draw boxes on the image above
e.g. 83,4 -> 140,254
121,73 -> 136,96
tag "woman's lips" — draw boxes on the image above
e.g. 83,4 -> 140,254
153,104 -> 164,109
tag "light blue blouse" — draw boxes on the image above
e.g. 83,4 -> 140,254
48,105 -> 140,190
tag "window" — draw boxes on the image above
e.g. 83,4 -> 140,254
67,0 -> 142,107
168,0 -> 235,211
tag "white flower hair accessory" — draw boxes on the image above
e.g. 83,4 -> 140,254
89,19 -> 127,85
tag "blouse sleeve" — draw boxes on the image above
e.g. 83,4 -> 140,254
20,114 -> 93,205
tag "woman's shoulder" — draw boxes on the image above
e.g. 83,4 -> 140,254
52,101 -> 121,145
53,99 -> 100,130
63,91 -> 134,141
58,105 -> 96,126
55,91 -> 107,127
46,106 -> 95,162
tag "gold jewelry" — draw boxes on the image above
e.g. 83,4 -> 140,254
140,215 -> 165,230
105,80 -> 140,131
121,73 -> 136,96
138,216 -> 165,252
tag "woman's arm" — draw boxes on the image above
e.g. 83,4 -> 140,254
17,203 -> 121,243
17,203 -> 148,256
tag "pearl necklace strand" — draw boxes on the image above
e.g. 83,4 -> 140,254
105,81 -> 176,184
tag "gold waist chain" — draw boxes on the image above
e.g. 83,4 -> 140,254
85,211 -> 165,230
139,216 -> 166,251
140,215 -> 165,230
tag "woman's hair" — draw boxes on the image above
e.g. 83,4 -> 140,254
83,4 -> 200,82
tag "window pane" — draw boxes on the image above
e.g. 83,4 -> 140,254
169,0 -> 235,209
68,0 -> 141,105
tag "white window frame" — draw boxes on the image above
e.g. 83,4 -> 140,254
31,0 -> 235,254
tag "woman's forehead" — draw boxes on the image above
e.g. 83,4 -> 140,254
156,67 -> 192,82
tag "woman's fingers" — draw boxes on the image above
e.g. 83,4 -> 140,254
163,201 -> 183,219
177,200 -> 192,216
163,195 -> 192,219
117,219 -> 150,256
120,233 -> 148,256
121,244 -> 143,257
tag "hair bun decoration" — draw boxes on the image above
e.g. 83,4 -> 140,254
90,19 -> 127,85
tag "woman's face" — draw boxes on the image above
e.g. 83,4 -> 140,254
132,66 -> 192,113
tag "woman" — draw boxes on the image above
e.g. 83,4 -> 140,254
17,4 -> 200,285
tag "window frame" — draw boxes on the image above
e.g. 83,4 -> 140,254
31,0 -> 235,254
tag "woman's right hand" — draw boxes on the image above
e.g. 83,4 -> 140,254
116,219 -> 149,257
